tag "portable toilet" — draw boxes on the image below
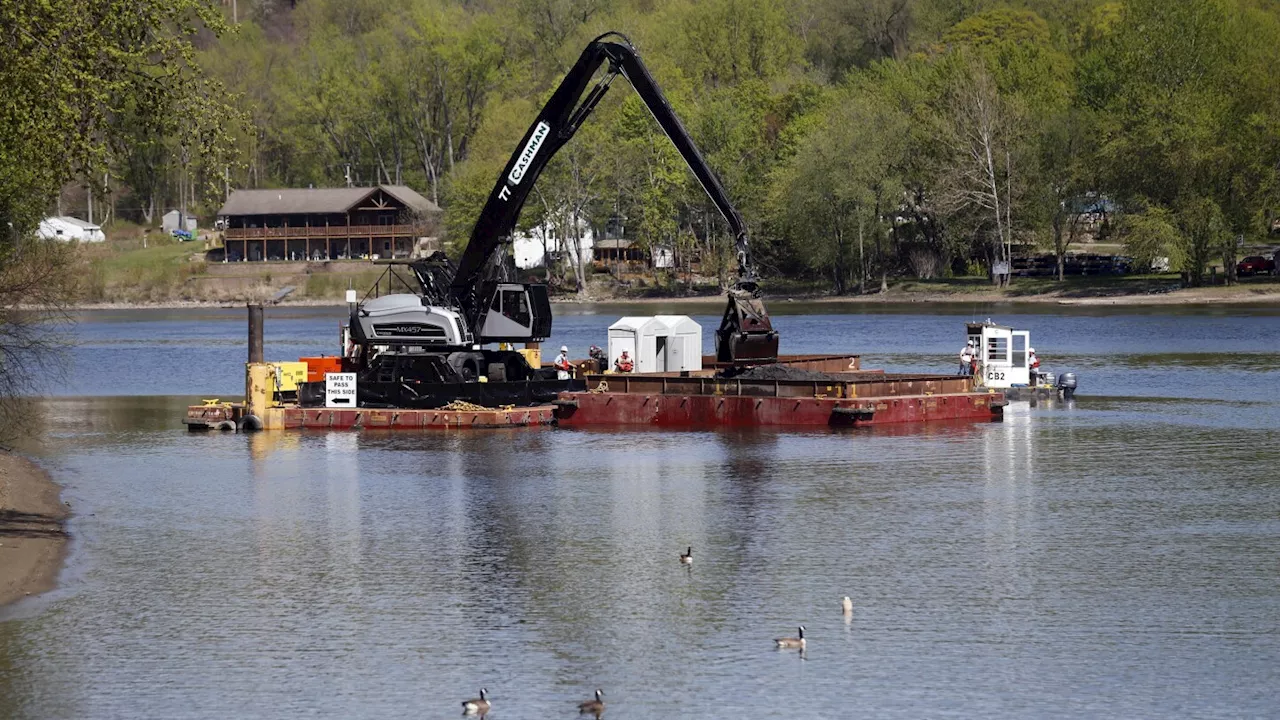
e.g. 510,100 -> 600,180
608,316 -> 666,373
653,315 -> 702,372
967,321 -> 1030,388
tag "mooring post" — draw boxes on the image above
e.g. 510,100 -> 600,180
248,303 -> 264,364
242,303 -> 270,431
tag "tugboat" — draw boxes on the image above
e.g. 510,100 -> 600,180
964,321 -> 1078,401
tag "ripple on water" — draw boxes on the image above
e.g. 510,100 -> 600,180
2,308 -> 1278,718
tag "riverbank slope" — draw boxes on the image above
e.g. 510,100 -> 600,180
76,234 -> 1280,307
0,453 -> 68,607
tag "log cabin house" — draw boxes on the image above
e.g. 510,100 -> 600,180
217,185 -> 440,262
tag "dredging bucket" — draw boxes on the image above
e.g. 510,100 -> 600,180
715,292 -> 780,364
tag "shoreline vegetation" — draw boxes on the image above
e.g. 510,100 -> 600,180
72,226 -> 1280,310
49,219 -> 1280,312
68,287 -> 1280,309
0,452 -> 69,608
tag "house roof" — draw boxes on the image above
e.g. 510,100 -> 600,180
217,185 -> 440,217
49,216 -> 101,230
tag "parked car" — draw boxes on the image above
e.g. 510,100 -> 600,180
1236,255 -> 1276,276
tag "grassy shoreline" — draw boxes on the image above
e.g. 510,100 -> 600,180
76,232 -> 1280,309
68,277 -> 1280,309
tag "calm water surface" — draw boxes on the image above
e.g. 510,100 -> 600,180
2,303 -> 1279,718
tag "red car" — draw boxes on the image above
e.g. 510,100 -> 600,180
1237,255 -> 1276,276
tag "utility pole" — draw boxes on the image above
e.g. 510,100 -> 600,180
232,0 -> 237,23
87,178 -> 93,224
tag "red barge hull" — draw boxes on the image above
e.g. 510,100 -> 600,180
554,390 -> 1001,427
282,405 -> 557,430
554,364 -> 1005,428
184,356 -> 1003,431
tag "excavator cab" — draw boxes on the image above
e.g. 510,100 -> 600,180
715,290 -> 779,364
478,282 -> 553,343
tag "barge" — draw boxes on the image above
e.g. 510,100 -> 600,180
186,35 -> 1011,435
184,336 -> 1005,431
554,366 -> 1003,429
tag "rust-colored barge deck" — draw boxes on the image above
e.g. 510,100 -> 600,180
185,402 -> 556,431
554,371 -> 1005,428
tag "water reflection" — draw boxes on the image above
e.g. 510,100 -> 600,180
980,402 -> 1036,642
4,364 -> 1280,717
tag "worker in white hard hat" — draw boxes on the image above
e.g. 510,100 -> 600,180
553,345 -> 572,380
1028,346 -> 1041,384
959,339 -> 976,376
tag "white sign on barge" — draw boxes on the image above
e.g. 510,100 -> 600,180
325,372 -> 358,408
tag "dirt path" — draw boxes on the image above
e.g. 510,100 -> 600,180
0,452 -> 68,607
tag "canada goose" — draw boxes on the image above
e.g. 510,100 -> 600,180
578,689 -> 605,715
679,546 -> 693,565
775,625 -> 805,649
462,688 -> 490,715
841,596 -> 853,615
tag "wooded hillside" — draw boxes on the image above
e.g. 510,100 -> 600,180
18,0 -> 1280,291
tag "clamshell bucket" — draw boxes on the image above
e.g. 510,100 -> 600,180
715,292 -> 780,364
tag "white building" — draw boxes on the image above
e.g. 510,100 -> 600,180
37,216 -> 105,243
511,216 -> 594,270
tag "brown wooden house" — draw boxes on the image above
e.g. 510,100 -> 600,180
217,185 -> 440,262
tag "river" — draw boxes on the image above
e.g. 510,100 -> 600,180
2,303 -> 1278,718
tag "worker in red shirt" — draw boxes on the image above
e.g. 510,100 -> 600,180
1029,347 -> 1041,384
614,349 -> 634,373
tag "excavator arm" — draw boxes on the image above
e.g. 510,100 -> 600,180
453,31 -> 778,364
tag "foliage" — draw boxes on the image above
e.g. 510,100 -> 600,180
10,0 -> 1280,301
1119,207 -> 1182,271
0,0 -> 241,235
0,0 -> 242,431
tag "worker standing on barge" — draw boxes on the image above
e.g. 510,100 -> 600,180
554,345 -> 573,380
614,350 -> 634,373
959,340 -> 976,376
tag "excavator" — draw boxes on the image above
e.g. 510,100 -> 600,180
344,32 -> 778,405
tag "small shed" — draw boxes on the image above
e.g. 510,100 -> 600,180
161,210 -> 197,234
608,316 -> 666,373
162,210 -> 181,234
653,315 -> 702,372
37,216 -> 105,242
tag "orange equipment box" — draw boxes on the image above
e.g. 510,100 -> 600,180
301,356 -> 343,383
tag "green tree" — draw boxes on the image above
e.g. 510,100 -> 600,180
769,92 -> 909,293
0,0 -> 239,431
1037,109 -> 1097,280
1080,0 -> 1244,285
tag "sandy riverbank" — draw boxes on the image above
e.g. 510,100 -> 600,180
0,452 -> 69,607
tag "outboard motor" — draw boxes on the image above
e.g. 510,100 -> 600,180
1057,372 -> 1078,400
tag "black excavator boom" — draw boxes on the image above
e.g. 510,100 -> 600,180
453,31 -> 778,364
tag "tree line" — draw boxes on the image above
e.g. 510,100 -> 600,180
8,0 -> 1280,294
